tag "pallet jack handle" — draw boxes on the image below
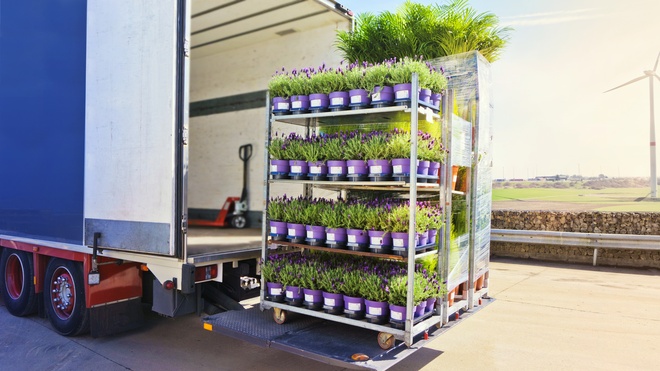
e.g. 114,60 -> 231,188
238,144 -> 252,203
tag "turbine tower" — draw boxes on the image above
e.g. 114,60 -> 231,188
605,52 -> 660,198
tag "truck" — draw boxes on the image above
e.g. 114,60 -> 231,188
0,0 -> 352,337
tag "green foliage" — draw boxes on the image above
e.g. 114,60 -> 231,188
321,133 -> 344,160
336,0 -> 512,64
345,201 -> 370,230
343,131 -> 365,160
268,70 -> 293,98
387,129 -> 412,159
386,203 -> 410,233
318,267 -> 345,294
279,263 -> 302,288
267,134 -> 288,160
300,198 -> 331,226
300,134 -> 324,162
359,273 -> 389,302
363,131 -> 391,160
320,200 -> 348,229
267,196 -> 288,221
387,275 -> 409,306
299,262 -> 322,290
363,61 -> 393,93
339,270 -> 364,297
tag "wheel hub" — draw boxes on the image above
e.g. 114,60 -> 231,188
50,270 -> 74,319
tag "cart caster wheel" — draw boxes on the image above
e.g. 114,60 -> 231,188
478,298 -> 483,306
273,308 -> 287,324
455,312 -> 460,321
378,332 -> 395,350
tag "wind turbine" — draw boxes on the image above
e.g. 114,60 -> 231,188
605,52 -> 660,198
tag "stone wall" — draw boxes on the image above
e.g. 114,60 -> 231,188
491,211 -> 660,269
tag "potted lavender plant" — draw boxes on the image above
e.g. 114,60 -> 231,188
340,270 -> 366,320
320,199 -> 348,248
319,267 -> 345,314
343,130 -> 368,181
300,133 -> 327,180
360,272 -> 390,324
345,200 -> 370,250
267,195 -> 289,241
322,132 -> 348,181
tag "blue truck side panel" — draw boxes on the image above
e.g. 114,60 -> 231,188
0,1 -> 87,244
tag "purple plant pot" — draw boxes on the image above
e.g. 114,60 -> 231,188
303,288 -> 323,310
329,91 -> 349,109
394,83 -> 412,101
371,86 -> 394,105
417,160 -> 430,175
266,282 -> 284,302
309,93 -> 329,111
307,160 -> 327,180
392,231 -> 413,249
431,92 -> 442,108
290,94 -> 309,112
428,161 -> 440,177
425,297 -> 437,313
346,228 -> 368,244
269,220 -> 288,241
419,88 -> 432,104
343,295 -> 365,319
305,224 -> 326,245
346,159 -> 368,181
418,230 -> 429,246
325,227 -> 347,248
349,88 -> 371,107
322,292 -> 344,314
368,230 -> 392,247
270,159 -> 290,179
365,299 -> 390,317
285,285 -> 304,306
326,159 -> 347,181
272,96 -> 290,113
428,229 -> 438,244
389,303 -> 407,322
414,301 -> 427,317
289,159 -> 308,179
392,158 -> 412,175
287,222 -> 306,243
367,159 -> 393,176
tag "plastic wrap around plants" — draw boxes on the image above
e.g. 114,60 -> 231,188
447,233 -> 470,290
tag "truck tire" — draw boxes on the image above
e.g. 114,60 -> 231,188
0,249 -> 37,316
44,258 -> 89,336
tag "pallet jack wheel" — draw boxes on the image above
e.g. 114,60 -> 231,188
377,332 -> 395,350
230,215 -> 247,229
273,308 -> 287,324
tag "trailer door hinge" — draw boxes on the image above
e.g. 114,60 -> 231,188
183,39 -> 190,58
182,127 -> 188,145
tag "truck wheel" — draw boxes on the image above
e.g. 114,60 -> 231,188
44,259 -> 89,336
0,249 -> 37,316
230,215 -> 247,229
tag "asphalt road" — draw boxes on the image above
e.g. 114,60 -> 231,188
2,258 -> 659,371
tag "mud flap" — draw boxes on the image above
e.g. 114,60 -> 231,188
90,298 -> 144,337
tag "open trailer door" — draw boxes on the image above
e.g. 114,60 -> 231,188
83,0 -> 190,257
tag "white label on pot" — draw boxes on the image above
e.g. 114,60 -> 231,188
371,237 -> 382,245
270,165 -> 277,172
350,95 -> 362,104
331,97 -> 344,106
393,238 -> 404,247
369,307 -> 383,316
396,90 -> 410,99
348,166 -> 355,173
370,165 -> 382,173
348,302 -> 362,311
288,228 -> 296,236
325,298 -> 336,306
393,165 -> 403,173
306,230 -> 314,238
277,102 -> 290,110
348,235 -> 356,243
311,98 -> 321,106
286,290 -> 293,298
310,165 -> 322,173
392,311 -> 403,321
270,288 -> 281,296
330,166 -> 342,174
291,165 -> 302,173
327,232 -> 335,240
292,100 -> 302,109
270,226 -> 277,234
305,294 -> 314,302
372,92 -> 381,100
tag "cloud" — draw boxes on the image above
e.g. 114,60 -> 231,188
502,8 -> 604,27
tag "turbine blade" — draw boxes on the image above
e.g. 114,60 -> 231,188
655,51 -> 660,72
604,75 -> 647,93
656,74 -> 660,84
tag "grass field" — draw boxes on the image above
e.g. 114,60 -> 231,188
492,187 -> 660,212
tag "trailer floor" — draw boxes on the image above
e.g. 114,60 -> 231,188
186,227 -> 261,263
202,299 -> 492,370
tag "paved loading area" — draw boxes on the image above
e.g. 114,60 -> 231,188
1,257 -> 658,370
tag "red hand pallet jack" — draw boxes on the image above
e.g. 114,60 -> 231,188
188,144 -> 252,229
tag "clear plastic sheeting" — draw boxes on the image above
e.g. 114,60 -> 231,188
447,233 -> 469,290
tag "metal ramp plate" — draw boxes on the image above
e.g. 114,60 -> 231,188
202,298 -> 493,371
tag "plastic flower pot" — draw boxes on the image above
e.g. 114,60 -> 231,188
286,222 -> 306,243
309,93 -> 329,112
290,94 -> 309,113
270,159 -> 290,179
368,230 -> 392,254
349,88 -> 371,109
307,160 -> 327,181
322,291 -> 344,314
272,96 -> 290,115
414,300 -> 427,317
269,220 -> 288,241
325,227 -> 347,249
266,282 -> 284,302
367,159 -> 392,181
365,299 -> 390,324
346,228 -> 369,251
419,88 -> 432,104
425,297 -> 437,313
452,165 -> 459,190
431,92 -> 442,108
326,159 -> 347,181
417,160 -> 430,176
303,288 -> 323,310
389,303 -> 407,322
418,230 -> 429,246
305,225 -> 326,246
289,159 -> 308,180
475,275 -> 485,291
391,158 -> 412,175
393,83 -> 412,102
343,295 -> 365,319
346,160 -> 368,181
371,86 -> 394,107
391,232 -> 412,248
428,229 -> 438,244
328,91 -> 349,110
428,161 -> 440,178
285,285 -> 304,306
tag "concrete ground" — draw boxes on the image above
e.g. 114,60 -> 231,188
1,258 -> 658,370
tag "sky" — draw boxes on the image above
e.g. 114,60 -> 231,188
339,0 -> 660,179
